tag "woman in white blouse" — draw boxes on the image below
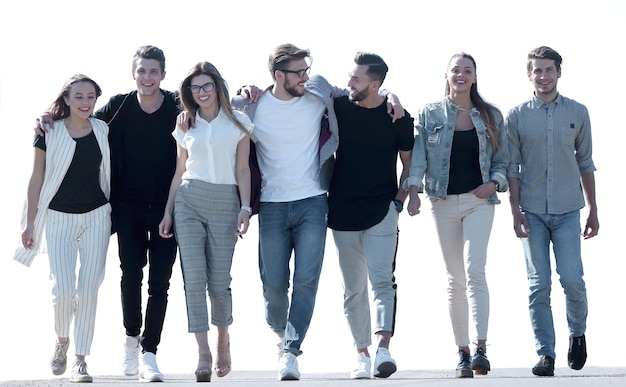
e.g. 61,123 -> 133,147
158,62 -> 255,382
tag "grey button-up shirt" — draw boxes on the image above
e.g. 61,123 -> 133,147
506,94 -> 596,214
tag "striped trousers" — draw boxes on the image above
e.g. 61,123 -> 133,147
174,179 -> 239,332
46,203 -> 111,356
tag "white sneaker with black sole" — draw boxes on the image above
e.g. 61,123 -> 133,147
373,348 -> 397,378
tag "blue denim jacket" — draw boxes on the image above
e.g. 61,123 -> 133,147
405,97 -> 509,204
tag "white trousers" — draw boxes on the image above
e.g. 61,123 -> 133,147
430,193 -> 494,346
46,203 -> 110,356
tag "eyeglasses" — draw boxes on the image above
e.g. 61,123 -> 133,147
279,67 -> 311,78
189,82 -> 215,94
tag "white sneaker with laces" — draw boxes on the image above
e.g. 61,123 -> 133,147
123,336 -> 141,376
350,352 -> 371,379
139,352 -> 164,382
277,352 -> 300,381
373,348 -> 397,378
70,360 -> 93,383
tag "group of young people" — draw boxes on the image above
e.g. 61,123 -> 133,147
14,43 -> 598,383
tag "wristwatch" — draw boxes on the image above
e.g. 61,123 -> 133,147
393,199 -> 403,213
241,205 -> 252,215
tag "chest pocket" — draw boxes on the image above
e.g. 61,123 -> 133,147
423,123 -> 444,147
560,123 -> 578,147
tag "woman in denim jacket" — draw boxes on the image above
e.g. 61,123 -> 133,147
405,53 -> 509,378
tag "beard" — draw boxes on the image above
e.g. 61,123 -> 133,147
348,87 -> 369,102
284,78 -> 305,97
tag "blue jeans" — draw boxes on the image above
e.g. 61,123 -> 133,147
521,210 -> 588,359
258,194 -> 328,356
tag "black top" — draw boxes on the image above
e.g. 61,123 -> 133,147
35,131 -> 108,213
95,90 -> 180,206
328,96 -> 414,231
447,128 -> 482,195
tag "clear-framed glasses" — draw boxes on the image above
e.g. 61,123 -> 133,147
280,67 -> 311,78
189,82 -> 215,94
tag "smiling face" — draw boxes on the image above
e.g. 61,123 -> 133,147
446,57 -> 476,94
63,81 -> 97,119
190,74 -> 217,112
281,58 -> 310,97
133,58 -> 165,96
528,58 -> 560,102
347,64 -> 373,102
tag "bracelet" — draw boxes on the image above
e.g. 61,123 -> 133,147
241,205 -> 252,215
491,180 -> 499,191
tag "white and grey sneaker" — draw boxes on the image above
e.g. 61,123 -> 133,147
277,352 -> 300,381
350,352 -> 371,379
51,340 -> 70,376
70,360 -> 93,383
139,352 -> 164,382
123,336 -> 141,376
373,348 -> 397,378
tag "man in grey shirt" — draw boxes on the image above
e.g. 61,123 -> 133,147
506,46 -> 599,377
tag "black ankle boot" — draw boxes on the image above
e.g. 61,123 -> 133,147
456,350 -> 473,378
472,347 -> 490,375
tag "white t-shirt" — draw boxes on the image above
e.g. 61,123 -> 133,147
253,91 -> 326,202
172,108 -> 254,184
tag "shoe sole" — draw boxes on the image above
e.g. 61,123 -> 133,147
456,369 -> 474,378
374,362 -> 397,378
472,360 -> 490,375
139,376 -> 164,382
69,377 -> 93,383
279,373 -> 300,381
532,369 -> 554,377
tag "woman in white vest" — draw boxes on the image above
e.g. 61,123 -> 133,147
15,74 -> 111,383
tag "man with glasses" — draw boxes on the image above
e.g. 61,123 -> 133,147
231,43 -> 403,381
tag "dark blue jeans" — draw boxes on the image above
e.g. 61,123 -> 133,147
258,194 -> 328,356
115,201 -> 177,354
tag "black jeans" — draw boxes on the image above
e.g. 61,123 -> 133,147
115,201 -> 177,354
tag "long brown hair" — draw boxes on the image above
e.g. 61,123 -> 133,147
179,61 -> 254,141
445,53 -> 499,149
49,74 -> 102,120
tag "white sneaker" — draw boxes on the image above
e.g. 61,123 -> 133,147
277,352 -> 300,381
139,352 -> 164,382
123,336 -> 141,376
70,360 -> 93,383
373,348 -> 396,378
350,352 -> 371,379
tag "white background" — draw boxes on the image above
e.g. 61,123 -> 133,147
0,0 -> 623,381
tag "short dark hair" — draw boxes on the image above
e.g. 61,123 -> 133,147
354,52 -> 388,84
527,46 -> 562,72
268,44 -> 311,80
133,45 -> 166,73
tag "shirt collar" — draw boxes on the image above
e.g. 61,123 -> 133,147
530,93 -> 562,109
195,107 -> 225,124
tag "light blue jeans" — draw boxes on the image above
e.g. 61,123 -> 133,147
258,194 -> 328,356
521,210 -> 588,359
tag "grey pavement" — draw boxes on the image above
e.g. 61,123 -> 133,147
2,367 -> 625,387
